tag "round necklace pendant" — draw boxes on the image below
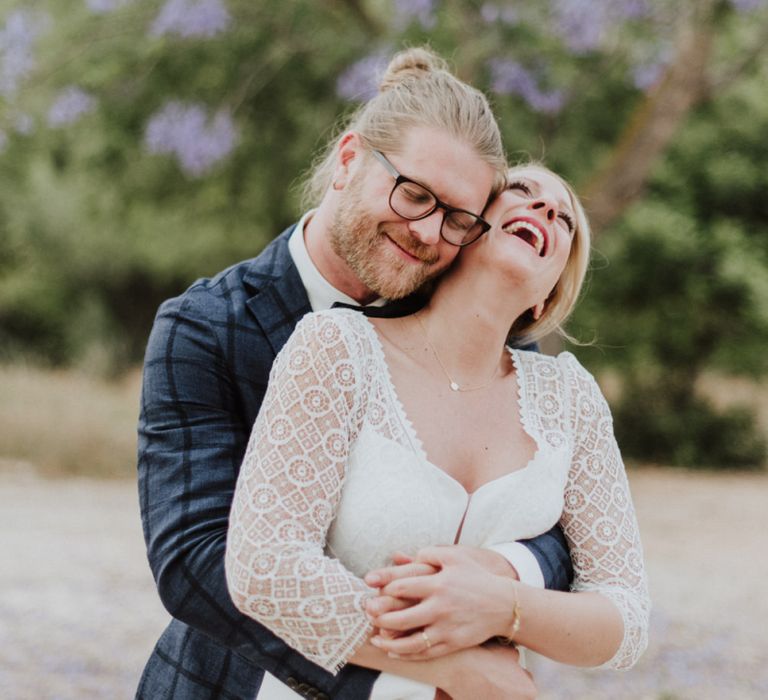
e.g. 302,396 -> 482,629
450,381 -> 460,392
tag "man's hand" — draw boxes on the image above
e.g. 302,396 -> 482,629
440,644 -> 537,700
364,546 -> 520,658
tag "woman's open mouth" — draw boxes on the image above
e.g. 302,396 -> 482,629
501,218 -> 548,257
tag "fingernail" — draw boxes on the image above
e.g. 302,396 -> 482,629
370,637 -> 382,648
388,652 -> 401,659
366,574 -> 381,585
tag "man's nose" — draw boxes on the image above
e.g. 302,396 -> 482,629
407,210 -> 443,246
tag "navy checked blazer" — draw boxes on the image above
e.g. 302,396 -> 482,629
136,224 -> 573,700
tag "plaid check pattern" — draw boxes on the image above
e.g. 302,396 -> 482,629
136,224 -> 572,700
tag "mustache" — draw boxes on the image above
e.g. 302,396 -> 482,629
383,229 -> 440,264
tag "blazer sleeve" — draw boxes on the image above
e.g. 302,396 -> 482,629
138,291 -> 377,697
517,524 -> 573,591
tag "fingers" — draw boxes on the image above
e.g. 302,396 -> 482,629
371,601 -> 435,632
413,546 -> 455,567
365,594 -> 411,617
365,562 -> 438,588
378,574 -> 437,601
390,551 -> 413,565
371,629 -> 450,659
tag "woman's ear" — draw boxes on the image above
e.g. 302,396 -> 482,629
332,131 -> 364,191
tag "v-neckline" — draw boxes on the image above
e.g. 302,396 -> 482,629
358,314 -> 543,498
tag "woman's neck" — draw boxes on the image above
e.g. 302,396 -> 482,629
412,267 -> 530,385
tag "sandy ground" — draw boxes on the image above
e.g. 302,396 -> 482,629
1,465 -> 767,700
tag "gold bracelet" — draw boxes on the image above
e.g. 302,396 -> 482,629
498,584 -> 522,645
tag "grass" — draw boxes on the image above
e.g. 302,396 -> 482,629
0,364 -> 142,478
1,363 -> 766,478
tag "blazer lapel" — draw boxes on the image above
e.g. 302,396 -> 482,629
244,225 -> 312,356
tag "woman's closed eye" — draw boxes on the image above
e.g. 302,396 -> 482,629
559,212 -> 575,235
507,180 -> 532,195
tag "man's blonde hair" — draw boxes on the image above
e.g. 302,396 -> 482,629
302,47 -> 507,208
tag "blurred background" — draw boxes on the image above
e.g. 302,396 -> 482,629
1,0 -> 767,698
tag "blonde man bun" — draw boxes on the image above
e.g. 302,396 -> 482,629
378,47 -> 449,92
302,46 -> 507,208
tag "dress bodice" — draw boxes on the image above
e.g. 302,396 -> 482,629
327,317 -> 572,579
226,310 -> 649,700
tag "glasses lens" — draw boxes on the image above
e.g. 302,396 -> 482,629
391,181 -> 436,218
443,212 -> 485,246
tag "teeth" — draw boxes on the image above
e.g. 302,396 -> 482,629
502,221 -> 545,255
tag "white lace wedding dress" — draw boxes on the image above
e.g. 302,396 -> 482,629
226,310 -> 649,700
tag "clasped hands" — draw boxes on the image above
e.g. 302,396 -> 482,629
363,544 -> 521,660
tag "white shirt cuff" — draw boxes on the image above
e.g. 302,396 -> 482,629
486,542 -> 545,589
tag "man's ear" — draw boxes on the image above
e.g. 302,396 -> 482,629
332,131 -> 365,190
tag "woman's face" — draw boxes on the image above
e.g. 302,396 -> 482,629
465,167 -> 576,304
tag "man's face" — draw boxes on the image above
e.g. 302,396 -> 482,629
329,127 -> 497,300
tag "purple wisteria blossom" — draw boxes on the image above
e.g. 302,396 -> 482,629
150,0 -> 231,39
392,0 -> 438,30
0,9 -> 48,99
480,3 -> 519,25
631,43 -> 673,92
336,50 -> 390,102
632,61 -> 665,91
552,0 -> 610,53
551,0 -> 652,53
85,0 -> 136,13
144,101 -> 238,177
617,0 -> 653,19
730,0 -> 767,11
47,86 -> 97,127
488,59 -> 566,114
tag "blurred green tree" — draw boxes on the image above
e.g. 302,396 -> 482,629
0,0 -> 766,466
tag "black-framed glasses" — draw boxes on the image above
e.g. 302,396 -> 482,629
371,150 -> 491,247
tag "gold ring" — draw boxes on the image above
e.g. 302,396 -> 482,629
421,630 -> 432,651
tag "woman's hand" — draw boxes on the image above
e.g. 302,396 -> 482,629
364,546 -> 519,659
365,551 -> 437,641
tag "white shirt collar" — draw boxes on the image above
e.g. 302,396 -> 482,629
288,211 -> 387,312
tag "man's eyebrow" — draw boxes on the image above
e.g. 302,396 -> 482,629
405,168 -> 474,211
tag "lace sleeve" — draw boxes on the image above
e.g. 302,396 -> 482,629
559,353 -> 651,670
225,312 -> 374,674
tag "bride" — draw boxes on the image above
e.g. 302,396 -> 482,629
225,160 -> 649,699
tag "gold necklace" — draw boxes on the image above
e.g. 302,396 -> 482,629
415,313 -> 500,392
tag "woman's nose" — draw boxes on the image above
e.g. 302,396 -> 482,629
531,199 -> 556,222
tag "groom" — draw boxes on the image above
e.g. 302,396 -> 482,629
137,49 -> 571,700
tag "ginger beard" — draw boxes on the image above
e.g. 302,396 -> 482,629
329,175 -> 444,300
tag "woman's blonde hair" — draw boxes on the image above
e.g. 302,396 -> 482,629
507,163 -> 592,345
301,47 -> 507,208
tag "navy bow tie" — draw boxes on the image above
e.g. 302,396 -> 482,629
332,294 -> 428,318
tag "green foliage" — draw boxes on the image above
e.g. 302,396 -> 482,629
1,0 -> 768,467
613,379 -> 766,469
1,1 -> 373,369
570,59 -> 768,468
